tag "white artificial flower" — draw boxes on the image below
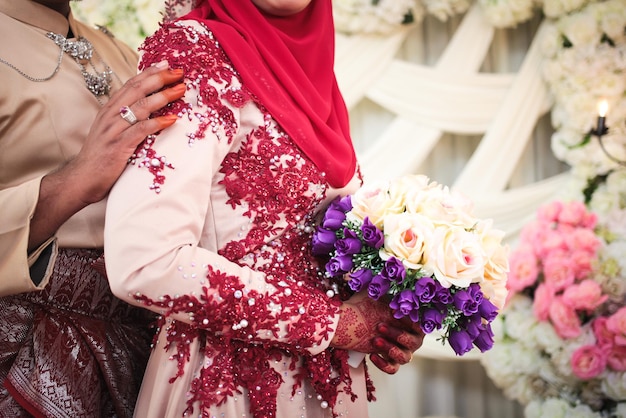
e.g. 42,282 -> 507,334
543,0 -> 589,19
600,371 -> 626,400
422,0 -> 471,22
478,0 -> 536,28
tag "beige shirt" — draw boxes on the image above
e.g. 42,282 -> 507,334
0,0 -> 138,295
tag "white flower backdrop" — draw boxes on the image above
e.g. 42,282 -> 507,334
71,0 -> 626,417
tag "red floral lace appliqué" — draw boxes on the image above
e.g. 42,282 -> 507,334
130,21 -> 372,418
129,21 -> 245,193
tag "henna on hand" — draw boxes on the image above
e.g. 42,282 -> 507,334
330,291 -> 393,353
330,292 -> 426,374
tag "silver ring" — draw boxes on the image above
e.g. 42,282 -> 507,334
119,106 -> 138,125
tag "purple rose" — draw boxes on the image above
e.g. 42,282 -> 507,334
348,269 -> 374,292
361,217 -> 384,249
420,308 -> 444,333
381,257 -> 406,283
468,283 -> 484,305
414,276 -> 437,303
335,237 -> 362,256
367,274 -> 391,300
462,314 -> 482,339
453,289 -> 480,316
478,298 -> 499,322
322,208 -> 347,231
311,227 -> 337,256
473,323 -> 495,352
325,255 -> 353,278
449,329 -> 474,356
434,285 -> 453,306
390,289 -> 420,321
329,195 -> 352,213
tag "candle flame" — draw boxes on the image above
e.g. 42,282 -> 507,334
598,99 -> 609,117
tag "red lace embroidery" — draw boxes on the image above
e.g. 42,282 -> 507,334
131,21 -> 373,417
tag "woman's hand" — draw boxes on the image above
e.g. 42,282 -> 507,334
28,61 -> 186,251
69,61 -> 185,204
330,292 -> 424,374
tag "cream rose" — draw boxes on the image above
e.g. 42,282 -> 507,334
424,225 -> 486,288
475,220 -> 510,309
349,179 -> 405,227
379,212 -> 435,270
405,185 -> 476,228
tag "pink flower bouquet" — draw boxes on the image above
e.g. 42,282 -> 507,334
312,174 -> 509,356
482,200 -> 626,417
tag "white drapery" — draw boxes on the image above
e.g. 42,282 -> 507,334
334,4 -> 569,418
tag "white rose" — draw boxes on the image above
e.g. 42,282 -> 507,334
481,343 -> 521,388
349,179 -> 405,227
598,1 -> 626,42
505,375 -> 542,404
380,213 -> 435,269
543,0 -> 588,18
601,371 -> 626,400
557,12 -> 599,47
405,185 -> 476,228
424,225 -> 485,288
504,305 -> 539,341
535,398 -> 572,418
530,321 -> 563,356
475,220 -> 509,309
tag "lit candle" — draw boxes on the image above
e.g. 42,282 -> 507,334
596,99 -> 609,135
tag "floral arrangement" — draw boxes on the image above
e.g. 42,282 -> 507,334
71,0 -> 166,49
312,174 -> 509,355
540,0 -> 626,186
331,0 -> 472,35
481,200 -> 626,417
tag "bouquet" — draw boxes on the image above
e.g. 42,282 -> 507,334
481,200 -> 626,417
312,174 -> 509,356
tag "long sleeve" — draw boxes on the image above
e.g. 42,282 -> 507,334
0,9 -> 138,296
104,20 -> 343,356
0,177 -> 55,295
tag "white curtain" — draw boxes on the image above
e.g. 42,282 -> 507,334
334,5 -> 569,418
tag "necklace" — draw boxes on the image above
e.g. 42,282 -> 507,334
46,32 -> 113,98
0,31 -> 115,103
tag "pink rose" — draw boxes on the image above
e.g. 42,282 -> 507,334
542,252 -> 576,292
533,283 -> 555,321
558,200 -> 589,226
569,249 -> 596,281
582,210 -> 598,230
607,344 -> 626,371
519,222 -> 546,255
549,297 -> 582,339
537,201 -> 563,224
567,228 -> 601,254
538,229 -> 567,255
507,245 -> 538,293
606,307 -> 626,346
571,345 -> 608,379
562,280 -> 608,312
592,317 -> 616,347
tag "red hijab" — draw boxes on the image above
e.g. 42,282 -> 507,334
184,0 -> 356,188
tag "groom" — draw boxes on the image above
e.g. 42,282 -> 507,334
0,0 -> 184,416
